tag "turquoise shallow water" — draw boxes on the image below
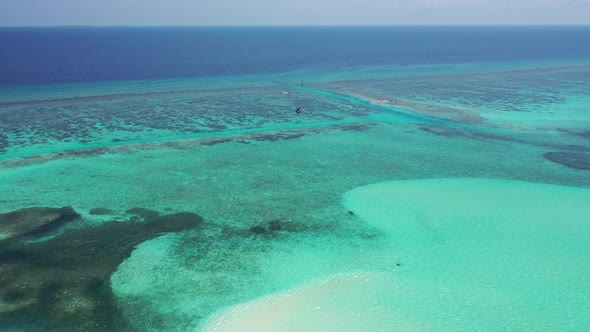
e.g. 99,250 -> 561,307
1,58 -> 589,331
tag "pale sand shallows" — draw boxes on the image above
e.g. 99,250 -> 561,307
341,178 -> 590,330
201,178 -> 590,331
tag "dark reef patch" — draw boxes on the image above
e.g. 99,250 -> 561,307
545,144 -> 590,153
419,125 -> 465,138
67,147 -> 109,157
126,207 -> 160,221
252,132 -> 306,142
419,124 -> 519,143
543,151 -> 590,170
248,219 -> 309,236
0,208 -> 203,331
0,132 -> 9,153
470,132 -> 514,142
556,128 -> 590,140
338,123 -> 374,132
0,206 -> 80,243
199,137 -> 233,146
88,208 -> 114,216
249,225 -> 268,234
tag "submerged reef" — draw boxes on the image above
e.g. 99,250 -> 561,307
418,124 -> 516,142
543,151 -> 590,170
248,219 -> 309,235
0,85 -> 377,160
557,128 -> 590,140
0,205 -> 352,331
88,208 -> 114,216
419,125 -> 464,138
126,207 -> 160,220
0,206 -> 203,331
0,206 -> 80,242
0,123 -> 373,169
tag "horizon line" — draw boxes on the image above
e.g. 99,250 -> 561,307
1,24 -> 590,28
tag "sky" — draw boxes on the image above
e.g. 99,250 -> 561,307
0,0 -> 589,26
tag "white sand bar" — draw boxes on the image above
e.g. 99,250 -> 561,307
200,271 -> 421,332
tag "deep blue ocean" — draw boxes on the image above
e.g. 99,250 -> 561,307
1,26 -> 590,86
